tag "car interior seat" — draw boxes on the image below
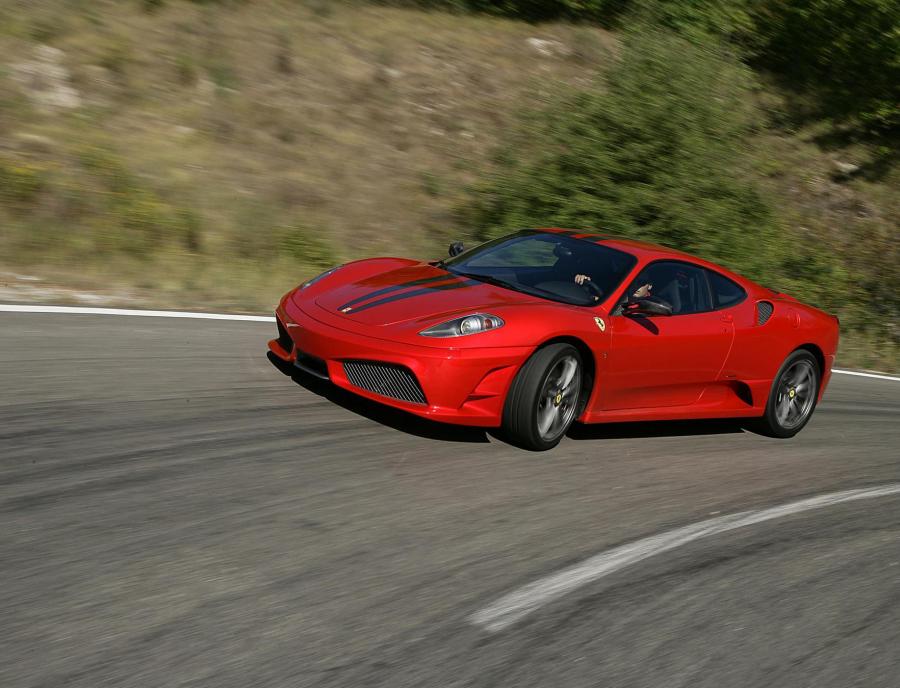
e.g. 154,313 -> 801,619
653,269 -> 682,314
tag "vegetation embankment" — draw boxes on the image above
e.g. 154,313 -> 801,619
0,0 -> 896,369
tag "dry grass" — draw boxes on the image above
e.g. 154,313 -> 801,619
0,0 -> 612,312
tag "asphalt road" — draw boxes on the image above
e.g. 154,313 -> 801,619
2,312 -> 899,688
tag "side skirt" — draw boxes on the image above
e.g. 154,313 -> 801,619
581,379 -> 770,424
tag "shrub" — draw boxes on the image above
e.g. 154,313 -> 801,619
142,0 -> 166,13
466,30 -> 780,279
626,1 -> 898,137
279,226 -> 335,268
99,39 -> 133,78
113,192 -> 177,256
0,157 -> 46,212
748,0 -> 900,135
178,209 -> 203,253
175,54 -> 198,86
207,62 -> 238,91
468,0 -> 627,23
628,0 -> 754,43
421,171 -> 443,197
381,0 -> 629,24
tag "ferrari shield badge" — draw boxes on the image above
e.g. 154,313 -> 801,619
594,316 -> 606,332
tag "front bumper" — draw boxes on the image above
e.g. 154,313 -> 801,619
268,299 -> 531,427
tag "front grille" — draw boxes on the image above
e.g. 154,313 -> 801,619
275,317 -> 294,354
756,300 -> 774,326
343,361 -> 427,405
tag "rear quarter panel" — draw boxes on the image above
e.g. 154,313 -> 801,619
723,294 -> 839,402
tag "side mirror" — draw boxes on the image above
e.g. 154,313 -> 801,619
625,296 -> 673,317
448,241 -> 465,257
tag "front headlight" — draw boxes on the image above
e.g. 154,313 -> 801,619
419,313 -> 505,338
300,266 -> 340,291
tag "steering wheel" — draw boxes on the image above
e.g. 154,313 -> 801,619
581,279 -> 604,301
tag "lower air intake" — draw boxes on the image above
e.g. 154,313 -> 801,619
343,361 -> 427,405
275,317 -> 294,354
756,300 -> 774,326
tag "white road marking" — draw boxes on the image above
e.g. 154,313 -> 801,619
470,483 -> 900,633
1,305 -> 898,382
0,304 -> 275,322
831,368 -> 900,382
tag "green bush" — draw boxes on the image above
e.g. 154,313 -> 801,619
748,0 -> 900,134
466,30 -> 781,280
0,157 -> 46,212
629,0 -> 753,43
381,0 -> 629,24
141,0 -> 166,14
625,1 -> 898,136
471,0 -> 627,22
279,226 -> 335,268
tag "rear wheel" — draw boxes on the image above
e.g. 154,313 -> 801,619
502,344 -> 582,451
757,350 -> 820,438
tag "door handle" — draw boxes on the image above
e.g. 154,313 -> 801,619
721,313 -> 734,323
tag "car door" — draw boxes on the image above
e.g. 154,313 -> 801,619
602,260 -> 734,410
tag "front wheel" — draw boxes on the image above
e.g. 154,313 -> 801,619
502,344 -> 582,451
757,350 -> 820,438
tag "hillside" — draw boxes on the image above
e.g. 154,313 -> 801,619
0,0 -> 896,369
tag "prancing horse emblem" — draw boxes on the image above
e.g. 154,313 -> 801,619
594,316 -> 606,332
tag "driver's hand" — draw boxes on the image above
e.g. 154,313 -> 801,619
633,283 -> 652,299
574,274 -> 591,285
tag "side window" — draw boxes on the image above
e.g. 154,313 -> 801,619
622,261 -> 713,315
706,270 -> 747,309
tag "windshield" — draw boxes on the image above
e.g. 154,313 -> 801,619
443,231 -> 637,306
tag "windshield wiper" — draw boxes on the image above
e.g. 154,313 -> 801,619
456,270 -> 594,306
450,271 -> 518,291
450,269 -> 591,306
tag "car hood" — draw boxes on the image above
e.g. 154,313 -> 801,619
311,262 -> 542,327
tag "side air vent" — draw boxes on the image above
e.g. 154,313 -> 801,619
343,361 -> 427,405
756,300 -> 774,326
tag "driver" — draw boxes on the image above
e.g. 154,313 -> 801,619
631,282 -> 652,299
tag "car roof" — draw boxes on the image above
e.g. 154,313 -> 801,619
536,227 -> 756,287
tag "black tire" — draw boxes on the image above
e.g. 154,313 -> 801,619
502,343 -> 583,451
756,349 -> 820,438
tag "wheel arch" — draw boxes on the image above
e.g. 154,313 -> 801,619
795,342 -> 826,378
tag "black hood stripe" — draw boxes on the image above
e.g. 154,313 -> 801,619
337,274 -> 456,312
345,279 -> 479,314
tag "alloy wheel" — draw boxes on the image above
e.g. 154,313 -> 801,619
775,359 -> 816,430
536,355 -> 581,441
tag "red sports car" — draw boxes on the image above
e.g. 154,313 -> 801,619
269,229 -> 839,450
